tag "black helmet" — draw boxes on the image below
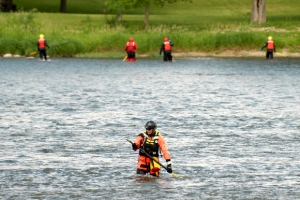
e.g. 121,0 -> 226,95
145,121 -> 157,130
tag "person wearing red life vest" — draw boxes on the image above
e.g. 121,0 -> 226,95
159,37 -> 174,61
37,34 -> 51,61
131,121 -> 172,177
124,37 -> 138,62
260,36 -> 276,59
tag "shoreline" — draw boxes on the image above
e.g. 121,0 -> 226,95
2,50 -> 300,59
153,50 -> 300,58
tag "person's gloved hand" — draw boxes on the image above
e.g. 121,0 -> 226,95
49,46 -> 52,50
169,40 -> 172,43
166,159 -> 172,173
132,143 -> 138,151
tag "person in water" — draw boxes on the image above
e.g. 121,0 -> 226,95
131,121 -> 172,176
159,37 -> 174,61
37,34 -> 51,61
124,37 -> 138,62
260,36 -> 276,59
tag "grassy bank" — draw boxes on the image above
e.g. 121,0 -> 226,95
1,0 -> 300,58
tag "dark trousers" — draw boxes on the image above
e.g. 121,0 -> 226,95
126,52 -> 136,61
136,169 -> 147,175
266,50 -> 274,59
39,49 -> 47,60
127,52 -> 135,58
163,50 -> 172,62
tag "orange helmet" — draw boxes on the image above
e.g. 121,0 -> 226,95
164,37 -> 168,42
129,37 -> 134,42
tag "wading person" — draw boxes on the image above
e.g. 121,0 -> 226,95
159,37 -> 174,62
37,34 -> 51,61
260,36 -> 276,59
124,37 -> 138,62
131,121 -> 172,177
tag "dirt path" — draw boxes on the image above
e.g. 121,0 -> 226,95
172,51 -> 300,58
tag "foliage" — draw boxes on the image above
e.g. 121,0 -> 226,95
0,12 -> 299,57
105,0 -> 192,28
104,0 -> 132,13
131,0 -> 192,8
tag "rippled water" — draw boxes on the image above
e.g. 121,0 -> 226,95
1,57 -> 300,199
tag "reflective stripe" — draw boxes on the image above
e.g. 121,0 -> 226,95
126,42 -> 135,46
166,160 -> 172,165
142,133 -> 148,139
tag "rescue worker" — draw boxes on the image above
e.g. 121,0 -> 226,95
37,34 -> 51,61
260,36 -> 276,59
131,121 -> 172,177
124,37 -> 138,62
159,37 -> 174,61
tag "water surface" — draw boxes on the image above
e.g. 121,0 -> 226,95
0,58 -> 299,199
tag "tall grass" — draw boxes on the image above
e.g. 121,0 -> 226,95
0,11 -> 299,57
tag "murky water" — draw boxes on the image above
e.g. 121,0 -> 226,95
0,57 -> 299,199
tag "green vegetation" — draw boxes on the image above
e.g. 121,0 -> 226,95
1,0 -> 299,57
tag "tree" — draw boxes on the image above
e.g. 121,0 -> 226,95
105,0 -> 191,29
139,0 -> 192,29
105,0 -> 133,22
1,0 -> 14,12
251,0 -> 266,24
60,0 -> 67,13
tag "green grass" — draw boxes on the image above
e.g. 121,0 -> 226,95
13,0 -> 300,16
1,0 -> 299,57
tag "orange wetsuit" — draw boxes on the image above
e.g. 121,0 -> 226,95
134,130 -> 171,176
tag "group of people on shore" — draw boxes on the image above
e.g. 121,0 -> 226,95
37,34 -> 276,62
37,34 -> 175,62
124,35 -> 276,61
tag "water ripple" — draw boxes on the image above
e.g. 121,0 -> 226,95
0,58 -> 300,199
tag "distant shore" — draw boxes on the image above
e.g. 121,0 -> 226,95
1,2 -> 300,60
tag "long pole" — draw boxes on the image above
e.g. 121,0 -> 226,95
126,139 -> 177,177
51,41 -> 72,48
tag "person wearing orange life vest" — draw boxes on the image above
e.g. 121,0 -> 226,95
124,37 -> 138,62
131,121 -> 172,177
159,37 -> 174,61
37,34 -> 51,61
260,36 -> 276,59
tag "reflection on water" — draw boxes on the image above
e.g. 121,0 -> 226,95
0,58 -> 300,199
